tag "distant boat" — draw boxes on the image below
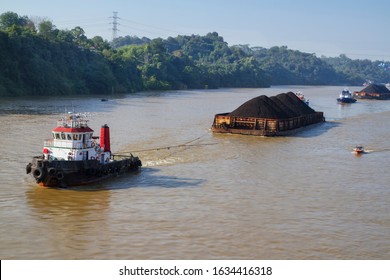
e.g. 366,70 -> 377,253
353,145 -> 365,155
295,91 -> 309,105
101,98 -> 109,102
363,80 -> 373,87
337,88 -> 356,103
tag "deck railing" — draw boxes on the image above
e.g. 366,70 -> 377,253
44,139 -> 86,149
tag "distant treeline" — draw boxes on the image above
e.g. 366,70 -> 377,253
1,11 -> 389,96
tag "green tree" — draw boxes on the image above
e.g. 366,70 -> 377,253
0,11 -> 28,29
70,26 -> 88,47
91,36 -> 110,51
38,20 -> 55,39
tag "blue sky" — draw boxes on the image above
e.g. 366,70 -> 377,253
1,0 -> 389,60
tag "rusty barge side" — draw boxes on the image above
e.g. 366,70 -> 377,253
211,112 -> 325,136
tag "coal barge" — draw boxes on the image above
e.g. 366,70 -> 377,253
353,84 -> 390,100
211,92 -> 325,136
26,113 -> 141,187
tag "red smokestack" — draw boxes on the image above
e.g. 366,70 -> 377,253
100,124 -> 111,152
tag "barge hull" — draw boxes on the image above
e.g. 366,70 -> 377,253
211,112 -> 325,136
211,122 -> 324,136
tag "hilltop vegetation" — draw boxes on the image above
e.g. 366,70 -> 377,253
1,11 -> 389,97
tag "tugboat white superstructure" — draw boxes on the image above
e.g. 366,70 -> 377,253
26,113 -> 141,187
337,88 -> 357,103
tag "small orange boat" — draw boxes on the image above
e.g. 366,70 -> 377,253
353,145 -> 365,155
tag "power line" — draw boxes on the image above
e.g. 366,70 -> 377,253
120,17 -> 178,34
51,14 -> 390,60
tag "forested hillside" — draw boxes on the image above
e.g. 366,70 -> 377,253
322,54 -> 390,85
1,11 -> 389,97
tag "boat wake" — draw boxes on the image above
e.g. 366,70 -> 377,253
351,148 -> 390,154
118,134 -> 217,167
367,148 -> 390,153
143,156 -> 184,167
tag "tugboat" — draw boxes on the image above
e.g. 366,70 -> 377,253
337,88 -> 357,103
26,113 -> 141,187
295,91 -> 309,105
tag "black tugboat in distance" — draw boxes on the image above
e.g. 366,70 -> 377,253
26,113 -> 141,187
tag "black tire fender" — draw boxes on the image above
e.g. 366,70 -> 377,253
33,168 -> 45,180
48,168 -> 56,176
57,172 -> 64,180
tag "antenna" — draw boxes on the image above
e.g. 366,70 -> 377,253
110,11 -> 120,41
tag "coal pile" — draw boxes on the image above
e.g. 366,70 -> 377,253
359,84 -> 390,94
229,92 -> 316,119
